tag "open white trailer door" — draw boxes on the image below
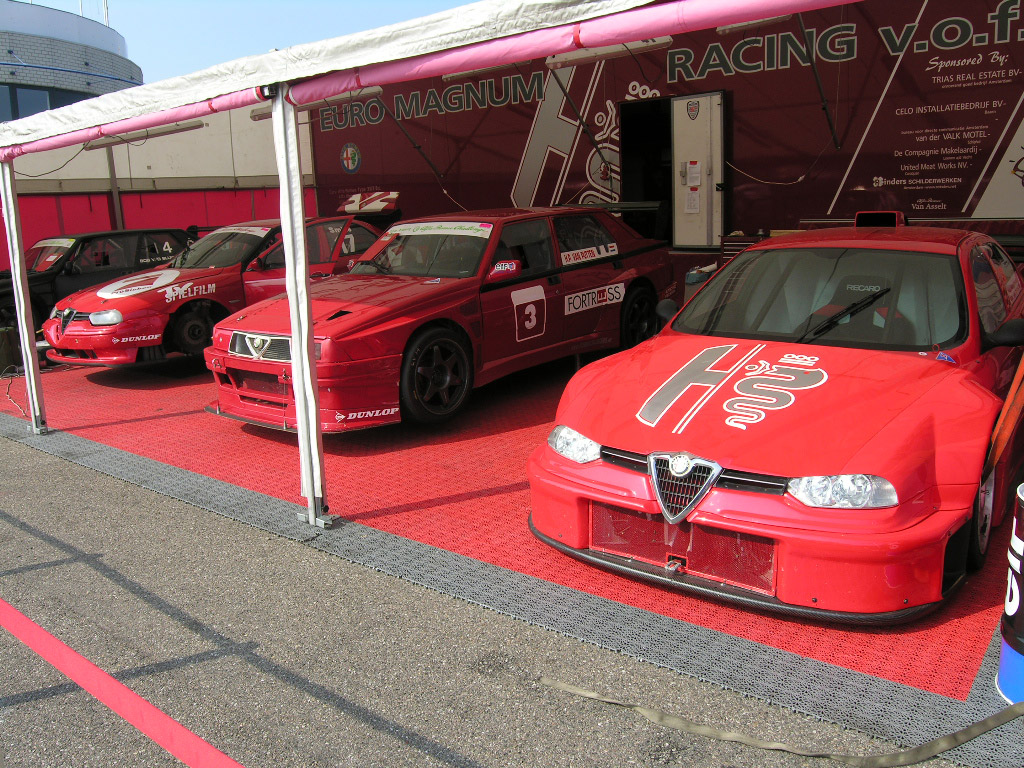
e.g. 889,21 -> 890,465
671,92 -> 724,249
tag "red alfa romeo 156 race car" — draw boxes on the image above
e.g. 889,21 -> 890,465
204,207 -> 685,431
528,222 -> 1024,623
41,216 -> 380,365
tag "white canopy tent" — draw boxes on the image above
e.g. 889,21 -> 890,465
0,0 -> 860,525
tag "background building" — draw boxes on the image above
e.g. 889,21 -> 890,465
0,1 -> 315,269
0,0 -> 140,121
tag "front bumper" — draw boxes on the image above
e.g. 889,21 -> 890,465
42,316 -> 165,366
527,444 -> 970,624
204,346 -> 402,432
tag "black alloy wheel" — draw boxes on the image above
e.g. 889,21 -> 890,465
400,327 -> 473,424
620,285 -> 658,348
966,478 -> 994,571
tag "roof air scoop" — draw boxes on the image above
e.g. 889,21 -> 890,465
855,211 -> 906,228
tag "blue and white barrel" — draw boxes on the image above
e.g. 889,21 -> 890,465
996,484 -> 1024,703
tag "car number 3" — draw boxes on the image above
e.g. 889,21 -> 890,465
511,285 -> 546,342
523,304 -> 537,330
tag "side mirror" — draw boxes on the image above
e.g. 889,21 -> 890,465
656,298 -> 679,323
333,257 -> 358,275
485,260 -> 522,284
984,318 -> 1024,350
245,257 -> 264,273
65,261 -> 82,276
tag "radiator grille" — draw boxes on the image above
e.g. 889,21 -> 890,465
648,452 -> 721,524
229,332 -> 291,361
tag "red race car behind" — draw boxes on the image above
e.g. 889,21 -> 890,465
42,216 -> 380,365
205,207 -> 686,431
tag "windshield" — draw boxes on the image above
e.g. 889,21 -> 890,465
172,227 -> 272,269
28,238 -> 74,272
673,246 -> 967,350
350,221 -> 492,278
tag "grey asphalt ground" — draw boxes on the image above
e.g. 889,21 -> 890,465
0,433 -> 969,768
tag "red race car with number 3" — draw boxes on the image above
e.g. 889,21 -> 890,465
41,216 -> 380,365
528,223 -> 1024,623
204,207 -> 684,431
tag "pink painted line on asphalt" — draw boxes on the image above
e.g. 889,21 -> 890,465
0,596 -> 245,768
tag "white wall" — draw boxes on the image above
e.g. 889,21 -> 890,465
12,108 -> 314,193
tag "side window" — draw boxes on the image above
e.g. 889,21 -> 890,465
73,235 -> 134,272
553,215 -> 618,266
306,222 -> 340,265
345,224 -> 379,255
262,243 -> 286,270
139,233 -> 184,266
985,242 -> 1023,305
495,220 -> 555,277
972,249 -> 1008,334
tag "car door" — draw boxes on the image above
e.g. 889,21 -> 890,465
54,233 -> 140,300
552,213 -> 624,344
241,220 -> 372,304
332,222 -> 381,273
478,218 -> 564,373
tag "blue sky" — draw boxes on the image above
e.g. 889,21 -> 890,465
104,1 -> 469,83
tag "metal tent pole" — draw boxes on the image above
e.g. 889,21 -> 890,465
0,161 -> 47,434
269,85 -> 331,527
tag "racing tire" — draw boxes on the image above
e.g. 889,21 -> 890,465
966,476 -> 994,571
620,285 -> 658,349
399,327 -> 473,424
170,306 -> 213,357
0,302 -> 38,329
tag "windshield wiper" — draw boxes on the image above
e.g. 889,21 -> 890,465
796,288 -> 890,343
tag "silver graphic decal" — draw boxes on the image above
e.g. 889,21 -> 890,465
636,344 -> 764,432
723,354 -> 828,430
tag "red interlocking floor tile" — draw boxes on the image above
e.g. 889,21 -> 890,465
0,357 -> 1006,700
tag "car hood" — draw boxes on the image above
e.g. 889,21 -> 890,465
557,331 -> 1001,483
57,266 -> 230,311
220,274 -> 474,335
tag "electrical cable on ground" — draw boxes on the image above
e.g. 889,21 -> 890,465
541,677 -> 1024,767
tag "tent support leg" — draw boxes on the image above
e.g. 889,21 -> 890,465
270,84 -> 331,528
0,161 -> 47,435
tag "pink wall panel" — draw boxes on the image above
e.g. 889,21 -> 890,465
1,187 -> 318,269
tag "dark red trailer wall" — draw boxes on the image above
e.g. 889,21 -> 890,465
311,0 -> 1024,234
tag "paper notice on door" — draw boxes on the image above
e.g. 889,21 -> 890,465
686,161 -> 702,186
685,188 -> 700,214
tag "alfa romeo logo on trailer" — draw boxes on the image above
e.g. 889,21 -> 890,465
686,101 -> 699,120
341,142 -> 362,174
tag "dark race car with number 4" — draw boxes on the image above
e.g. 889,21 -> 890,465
204,207 -> 684,431
41,216 -> 380,366
528,222 -> 1024,624
1,228 -> 188,329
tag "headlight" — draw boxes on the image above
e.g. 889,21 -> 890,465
787,474 -> 897,509
547,425 -> 601,464
88,309 -> 123,326
49,306 -> 60,319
